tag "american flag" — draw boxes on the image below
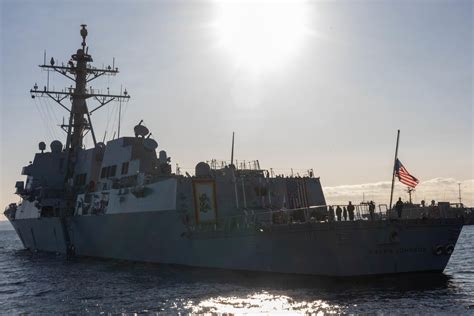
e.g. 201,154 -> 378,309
395,158 -> 419,188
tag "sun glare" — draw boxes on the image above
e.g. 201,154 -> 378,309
213,0 -> 309,72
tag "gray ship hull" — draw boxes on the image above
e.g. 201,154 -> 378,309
8,212 -> 463,277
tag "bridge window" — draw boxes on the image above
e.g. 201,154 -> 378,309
101,167 -> 107,179
100,165 -> 117,178
110,165 -> 117,177
121,162 -> 129,175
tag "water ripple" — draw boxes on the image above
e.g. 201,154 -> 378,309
0,226 -> 473,314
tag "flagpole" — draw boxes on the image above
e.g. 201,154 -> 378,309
389,129 -> 400,209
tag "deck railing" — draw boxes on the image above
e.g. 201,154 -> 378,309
190,202 -> 465,234
190,204 -> 383,233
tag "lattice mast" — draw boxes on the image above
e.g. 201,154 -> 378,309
30,25 -> 130,183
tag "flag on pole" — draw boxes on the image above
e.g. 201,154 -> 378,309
394,159 -> 419,188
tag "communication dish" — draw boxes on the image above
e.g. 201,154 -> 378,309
143,138 -> 158,151
50,140 -> 63,153
134,124 -> 149,138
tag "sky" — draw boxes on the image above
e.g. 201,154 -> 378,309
0,0 -> 472,221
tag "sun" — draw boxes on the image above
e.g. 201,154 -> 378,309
213,0 -> 309,72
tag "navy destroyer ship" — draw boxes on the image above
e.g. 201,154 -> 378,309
4,26 -> 464,277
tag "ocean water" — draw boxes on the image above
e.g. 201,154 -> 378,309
0,226 -> 473,314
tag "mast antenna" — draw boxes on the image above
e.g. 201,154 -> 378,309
118,85 -> 122,138
80,24 -> 88,51
230,131 -> 235,167
458,182 -> 462,204
30,25 -> 131,183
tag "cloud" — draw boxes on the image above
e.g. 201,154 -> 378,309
324,178 -> 473,206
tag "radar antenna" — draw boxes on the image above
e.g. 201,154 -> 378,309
30,25 -> 130,183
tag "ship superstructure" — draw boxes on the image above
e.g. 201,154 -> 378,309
4,26 -> 464,277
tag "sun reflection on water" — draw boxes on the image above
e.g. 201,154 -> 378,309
185,290 -> 342,315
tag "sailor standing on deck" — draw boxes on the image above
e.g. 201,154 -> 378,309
395,197 -> 404,218
343,206 -> 348,221
347,202 -> 355,221
369,201 -> 375,220
336,206 -> 342,221
328,206 -> 335,222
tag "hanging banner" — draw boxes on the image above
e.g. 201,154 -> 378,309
193,180 -> 218,223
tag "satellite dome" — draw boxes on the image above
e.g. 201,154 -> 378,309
144,138 -> 158,151
50,140 -> 63,153
38,142 -> 46,152
80,24 -> 88,38
195,162 -> 211,177
159,150 -> 167,163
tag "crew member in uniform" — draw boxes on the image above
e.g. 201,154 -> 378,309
369,201 -> 375,220
347,202 -> 355,221
336,205 -> 342,221
395,197 -> 404,218
328,206 -> 335,222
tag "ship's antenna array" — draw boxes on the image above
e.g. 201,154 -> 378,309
29,25 -> 131,183
230,131 -> 235,167
458,182 -> 462,204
